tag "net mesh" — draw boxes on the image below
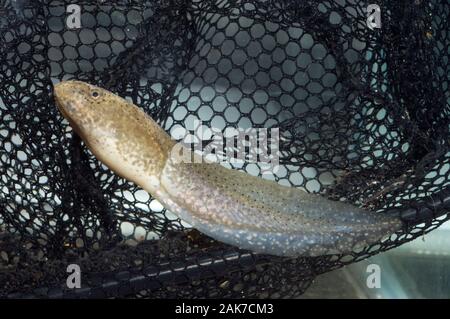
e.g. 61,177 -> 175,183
0,0 -> 449,298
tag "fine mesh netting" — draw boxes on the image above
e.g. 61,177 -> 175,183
0,0 -> 449,298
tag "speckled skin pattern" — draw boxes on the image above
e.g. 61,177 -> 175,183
54,80 -> 402,257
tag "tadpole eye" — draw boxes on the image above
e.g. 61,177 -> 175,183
92,91 -> 99,98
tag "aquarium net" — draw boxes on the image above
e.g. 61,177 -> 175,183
0,0 -> 449,298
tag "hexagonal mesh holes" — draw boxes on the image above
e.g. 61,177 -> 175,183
0,0 -> 449,298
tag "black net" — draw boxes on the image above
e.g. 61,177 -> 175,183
0,0 -> 449,298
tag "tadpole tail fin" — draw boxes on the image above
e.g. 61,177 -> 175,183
159,155 -> 403,257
